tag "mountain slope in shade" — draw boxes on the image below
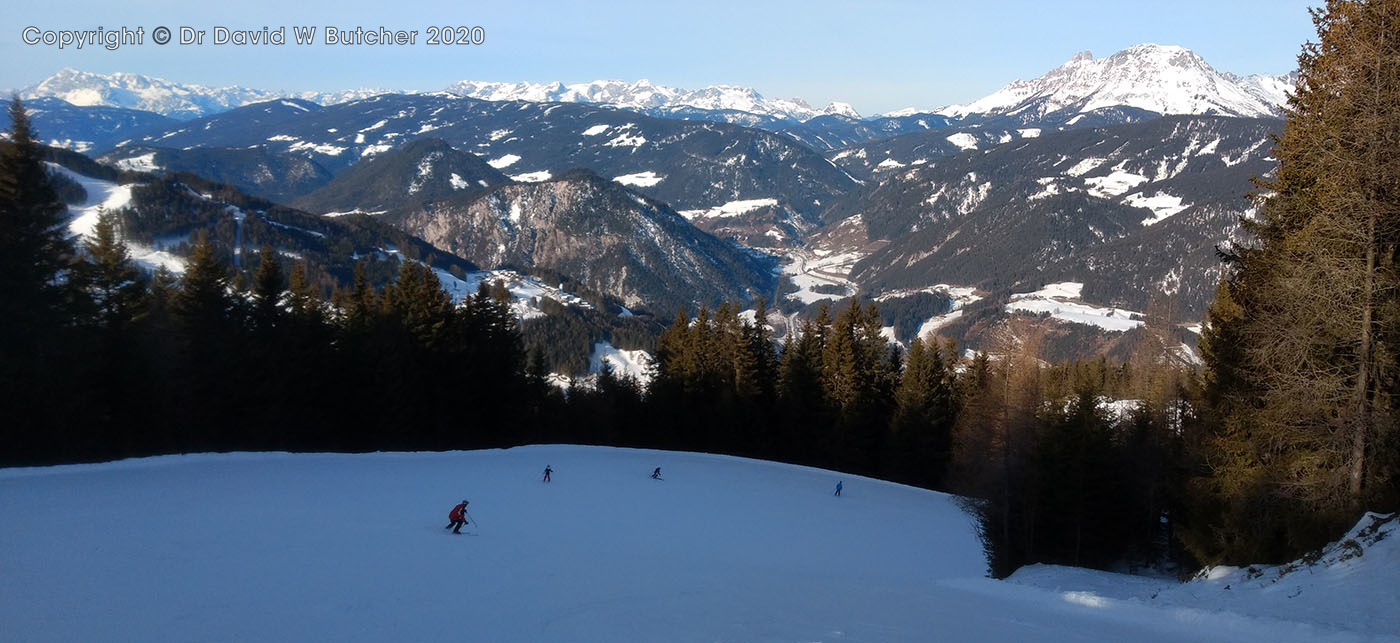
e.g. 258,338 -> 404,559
96,145 -> 334,204
389,169 -> 777,313
940,45 -> 1289,121
116,94 -> 857,217
21,97 -> 175,152
820,116 -> 1280,319
293,138 -> 508,214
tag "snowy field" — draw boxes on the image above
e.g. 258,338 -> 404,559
1006,282 -> 1145,332
1,446 -> 1394,642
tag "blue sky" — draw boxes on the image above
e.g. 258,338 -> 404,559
3,0 -> 1318,114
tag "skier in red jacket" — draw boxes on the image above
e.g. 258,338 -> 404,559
445,500 -> 469,534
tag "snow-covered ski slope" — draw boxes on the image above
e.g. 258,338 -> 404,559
1,445 -> 1394,642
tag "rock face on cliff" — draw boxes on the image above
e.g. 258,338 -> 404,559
390,170 -> 777,313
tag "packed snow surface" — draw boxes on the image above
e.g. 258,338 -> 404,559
2,447 -> 1392,642
1009,512 -> 1399,639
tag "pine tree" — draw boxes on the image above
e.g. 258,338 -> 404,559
342,260 -> 377,335
287,262 -> 323,326
174,233 -> 235,334
78,207 -> 147,330
777,318 -> 829,464
0,97 -> 89,463
1190,0 -> 1400,564
888,337 -> 957,488
250,244 -> 286,335
0,96 -> 75,337
169,233 -> 242,450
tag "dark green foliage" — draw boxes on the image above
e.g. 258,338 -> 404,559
0,97 -> 89,463
886,337 -> 957,488
1185,0 -> 1400,566
47,170 -> 88,205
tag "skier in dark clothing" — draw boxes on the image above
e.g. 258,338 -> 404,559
446,500 -> 469,534
543,466 -> 552,483
834,481 -> 843,497
651,467 -> 662,480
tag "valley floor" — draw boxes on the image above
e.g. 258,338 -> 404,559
0,446 -> 1393,642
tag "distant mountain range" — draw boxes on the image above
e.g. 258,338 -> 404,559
443,79 -> 861,122
18,43 -> 1292,125
18,69 -> 858,123
19,68 -> 386,120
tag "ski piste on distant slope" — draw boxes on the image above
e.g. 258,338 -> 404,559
18,43 -> 1292,122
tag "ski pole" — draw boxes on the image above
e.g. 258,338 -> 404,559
465,508 -> 478,528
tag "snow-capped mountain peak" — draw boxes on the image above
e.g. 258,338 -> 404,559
939,43 -> 1290,120
20,69 -> 393,120
24,68 -> 279,120
442,78 -> 858,121
822,102 -> 861,118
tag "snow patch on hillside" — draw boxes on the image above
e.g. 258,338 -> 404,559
946,132 -> 979,150
510,170 -> 552,183
287,141 -> 346,156
1066,157 -> 1106,177
877,285 -> 985,340
1125,192 -> 1190,225
679,198 -> 778,220
1084,171 -> 1149,198
113,152 -> 159,172
613,171 -> 664,187
604,132 -> 647,148
589,341 -> 654,384
1007,282 -> 1143,332
488,154 -> 521,169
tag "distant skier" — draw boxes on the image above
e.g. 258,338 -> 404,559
446,500 -> 470,534
651,467 -> 662,480
543,465 -> 552,483
834,481 -> 843,497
